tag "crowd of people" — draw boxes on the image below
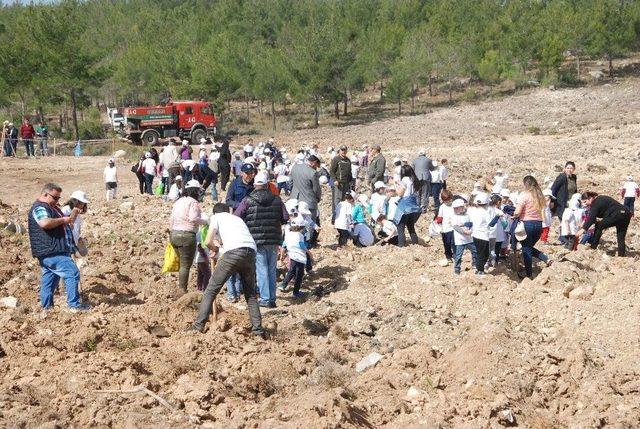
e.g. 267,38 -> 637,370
2,119 -> 49,158
26,136 -> 636,337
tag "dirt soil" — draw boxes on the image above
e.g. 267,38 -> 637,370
1,77 -> 640,429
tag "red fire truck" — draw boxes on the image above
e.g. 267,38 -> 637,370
122,100 -> 217,145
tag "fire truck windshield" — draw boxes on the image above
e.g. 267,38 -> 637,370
201,105 -> 214,115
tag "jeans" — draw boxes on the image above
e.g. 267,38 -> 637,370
431,182 -> 443,213
24,138 -> 35,157
226,274 -> 242,300
397,212 -> 421,247
39,138 -> 48,156
143,173 -> 154,194
170,230 -> 197,292
282,260 -> 305,293
521,220 -> 548,277
473,238 -> 491,272
38,253 -> 81,308
417,180 -> 431,212
441,231 -> 454,259
211,182 -> 218,201
623,197 -> 635,214
256,244 -> 278,305
454,243 -> 477,273
337,229 -> 350,246
590,209 -> 632,256
193,247 -> 263,333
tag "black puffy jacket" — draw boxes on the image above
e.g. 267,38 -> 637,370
243,189 -> 286,245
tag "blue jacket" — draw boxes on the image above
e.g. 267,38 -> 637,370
225,176 -> 254,209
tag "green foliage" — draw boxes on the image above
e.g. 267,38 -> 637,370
0,0 -> 639,125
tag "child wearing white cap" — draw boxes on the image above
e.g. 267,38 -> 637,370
492,170 -> 508,194
104,158 -> 118,201
370,181 -> 388,225
376,214 -> 398,246
451,199 -> 477,274
279,217 -> 310,299
467,192 -> 497,275
561,193 -> 583,250
541,189 -> 554,243
620,175 -> 639,214
334,193 -> 354,246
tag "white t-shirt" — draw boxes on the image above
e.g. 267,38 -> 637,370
387,196 -> 399,221
353,223 -> 374,246
381,220 -> 397,239
182,159 -> 196,171
283,229 -> 307,264
351,164 -> 360,179
274,164 -> 289,183
334,201 -> 353,230
438,203 -> 455,233
168,183 -> 181,201
400,176 -> 414,196
142,158 -> 156,175
468,206 -> 497,241
542,205 -> 553,228
622,181 -> 638,198
561,208 -> 582,236
493,175 -> 507,193
61,206 -> 82,244
451,213 -> 473,245
370,192 -> 387,222
439,165 -> 448,181
393,166 -> 401,183
104,166 -> 117,183
431,168 -> 442,183
302,214 -> 319,241
209,212 -> 256,252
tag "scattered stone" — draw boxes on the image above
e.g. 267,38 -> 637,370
438,258 -> 449,267
113,149 -> 126,158
569,285 -> 595,301
405,386 -> 426,401
0,296 -> 17,308
356,352 -> 383,373
149,325 -> 170,338
119,202 -> 134,211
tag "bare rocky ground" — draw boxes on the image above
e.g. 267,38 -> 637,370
1,76 -> 640,429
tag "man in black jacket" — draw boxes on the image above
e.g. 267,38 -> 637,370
235,171 -> 288,307
551,161 -> 578,220
576,191 -> 632,256
216,138 -> 232,191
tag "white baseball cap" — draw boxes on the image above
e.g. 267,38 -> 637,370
291,216 -> 306,227
185,179 -> 201,189
200,138 -> 206,144
499,189 -> 511,198
108,158 -> 115,164
181,139 -> 189,146
175,175 -> 183,181
285,199 -> 298,214
357,194 -> 369,205
298,201 -> 311,215
254,171 -> 269,185
374,181 -> 386,190
144,152 -> 151,158
71,190 -> 89,204
319,175 -> 328,185
627,175 -> 633,181
418,149 -> 426,155
452,199 -> 465,208
475,192 -> 490,205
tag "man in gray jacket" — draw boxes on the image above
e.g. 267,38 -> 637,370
412,149 -> 434,213
290,154 -> 322,222
367,145 -> 386,191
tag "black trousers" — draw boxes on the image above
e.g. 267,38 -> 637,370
397,212 -> 421,247
441,231 -> 454,259
590,210 -> 632,256
337,229 -> 350,246
219,163 -> 231,191
473,238 -> 491,272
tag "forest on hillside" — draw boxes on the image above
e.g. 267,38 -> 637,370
1,0 -> 639,138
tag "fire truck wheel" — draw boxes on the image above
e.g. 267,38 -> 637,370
190,128 -> 206,144
141,130 -> 160,146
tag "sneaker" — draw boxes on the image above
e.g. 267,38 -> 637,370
65,303 -> 91,313
292,291 -> 307,299
185,325 -> 203,333
277,283 -> 287,292
454,269 -> 461,275
258,302 -> 272,308
475,271 -> 486,276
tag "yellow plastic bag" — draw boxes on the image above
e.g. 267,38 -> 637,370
162,243 -> 180,273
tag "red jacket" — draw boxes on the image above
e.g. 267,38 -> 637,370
20,124 -> 35,139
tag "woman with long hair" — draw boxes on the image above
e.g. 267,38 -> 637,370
169,180 -> 207,296
514,175 -> 550,279
393,164 -> 423,247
